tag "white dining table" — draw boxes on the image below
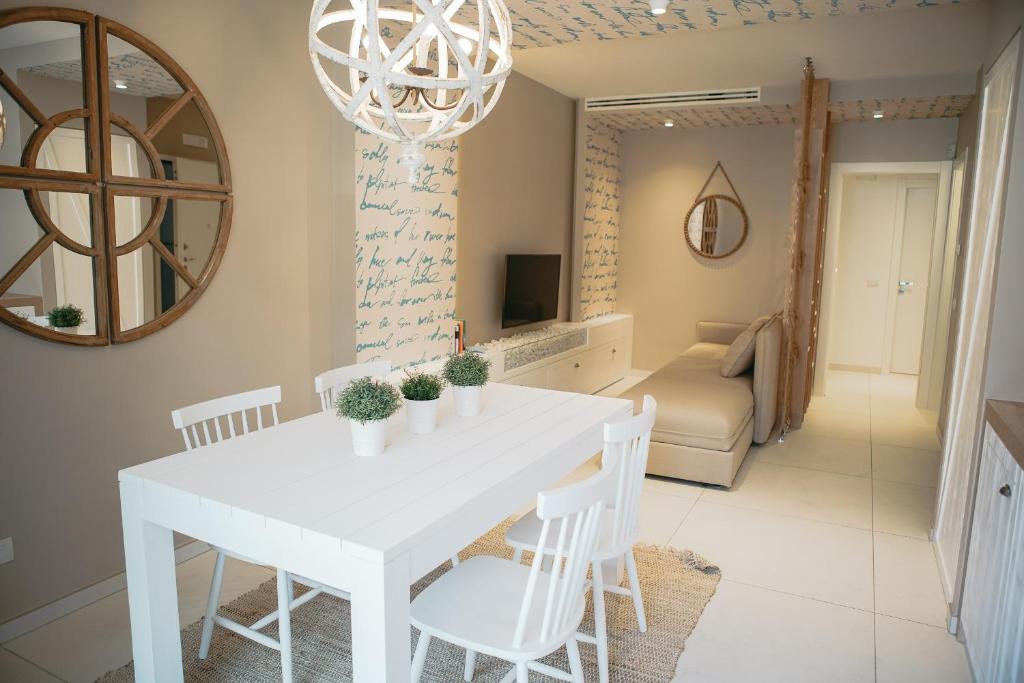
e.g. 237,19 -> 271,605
119,382 -> 632,682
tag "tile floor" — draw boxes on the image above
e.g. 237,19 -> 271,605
0,371 -> 970,682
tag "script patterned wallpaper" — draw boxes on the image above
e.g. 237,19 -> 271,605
354,132 -> 458,366
579,121 -> 621,321
482,0 -> 972,50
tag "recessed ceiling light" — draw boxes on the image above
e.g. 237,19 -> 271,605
872,110 -> 884,119
664,119 -> 674,128
650,0 -> 669,15
114,79 -> 128,90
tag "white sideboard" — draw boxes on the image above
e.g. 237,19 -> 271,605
961,402 -> 1024,682
496,315 -> 633,395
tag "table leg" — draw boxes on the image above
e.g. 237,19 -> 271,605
119,480 -> 183,682
349,553 -> 412,683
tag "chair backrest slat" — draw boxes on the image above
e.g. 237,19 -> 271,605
603,395 -> 657,554
314,361 -> 393,412
513,466 -> 612,649
171,386 -> 283,451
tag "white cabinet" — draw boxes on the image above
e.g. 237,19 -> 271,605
962,424 -> 1024,682
499,315 -> 633,396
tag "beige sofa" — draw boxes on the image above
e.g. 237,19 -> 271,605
621,317 -> 782,487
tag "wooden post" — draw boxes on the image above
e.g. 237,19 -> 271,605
780,59 -> 831,432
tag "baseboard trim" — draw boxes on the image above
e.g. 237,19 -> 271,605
828,363 -> 882,374
0,540 -> 210,644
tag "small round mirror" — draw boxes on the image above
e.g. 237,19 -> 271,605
683,194 -> 748,258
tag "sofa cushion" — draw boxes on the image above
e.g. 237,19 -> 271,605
720,315 -> 772,377
623,353 -> 753,452
682,342 -> 731,361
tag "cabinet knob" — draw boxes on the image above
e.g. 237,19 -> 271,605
574,362 -> 580,369
999,484 -> 1012,498
612,348 -> 617,353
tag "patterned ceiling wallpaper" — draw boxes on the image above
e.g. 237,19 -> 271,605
589,94 -> 974,131
830,94 -> 974,122
465,0 -> 973,50
593,103 -> 799,130
24,52 -> 183,99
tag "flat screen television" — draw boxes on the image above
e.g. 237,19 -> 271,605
502,254 -> 561,329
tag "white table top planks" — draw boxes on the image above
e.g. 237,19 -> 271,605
120,383 -> 632,572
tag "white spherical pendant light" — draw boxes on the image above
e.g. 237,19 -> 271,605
309,0 -> 513,181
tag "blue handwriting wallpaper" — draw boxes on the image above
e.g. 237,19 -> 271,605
579,121 -> 621,321
354,131 -> 458,366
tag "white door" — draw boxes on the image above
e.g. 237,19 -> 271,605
888,179 -> 938,375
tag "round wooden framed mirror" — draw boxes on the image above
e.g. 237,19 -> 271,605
0,7 -> 231,345
683,194 -> 748,259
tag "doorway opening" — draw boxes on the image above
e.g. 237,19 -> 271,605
814,160 -> 962,415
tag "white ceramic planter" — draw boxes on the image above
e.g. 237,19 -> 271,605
54,326 -> 79,334
406,398 -> 439,434
350,418 -> 387,457
453,385 -> 482,417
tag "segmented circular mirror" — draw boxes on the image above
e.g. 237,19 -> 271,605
0,8 -> 231,345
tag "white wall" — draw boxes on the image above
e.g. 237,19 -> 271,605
617,124 -> 792,370
0,0 -> 343,623
456,72 -> 575,345
831,118 -> 957,163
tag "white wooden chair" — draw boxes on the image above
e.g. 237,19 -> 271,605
410,465 -> 615,683
170,386 -> 299,682
502,395 -> 657,683
314,360 -> 393,412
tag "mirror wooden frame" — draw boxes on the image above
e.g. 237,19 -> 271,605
0,7 -> 232,345
682,193 -> 748,259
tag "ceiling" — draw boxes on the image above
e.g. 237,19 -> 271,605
510,2 -> 988,99
588,94 -> 975,131
494,0 -> 974,51
25,53 -> 184,99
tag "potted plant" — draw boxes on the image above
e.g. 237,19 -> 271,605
47,304 -> 84,334
335,377 -> 401,457
443,352 -> 490,417
400,371 -> 444,435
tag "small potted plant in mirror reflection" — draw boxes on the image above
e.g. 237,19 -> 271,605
443,352 -> 490,417
47,304 -> 85,334
335,377 -> 402,457
400,371 -> 444,435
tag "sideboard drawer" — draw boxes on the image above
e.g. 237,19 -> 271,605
549,353 -> 595,393
503,365 -> 550,389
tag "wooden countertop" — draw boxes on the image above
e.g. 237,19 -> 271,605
986,400 -> 1024,471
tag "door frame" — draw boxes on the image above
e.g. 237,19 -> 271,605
813,161 -> 952,397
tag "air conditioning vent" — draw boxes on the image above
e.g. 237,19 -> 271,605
585,87 -> 761,112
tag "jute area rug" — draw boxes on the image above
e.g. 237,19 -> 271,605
99,519 -> 719,682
